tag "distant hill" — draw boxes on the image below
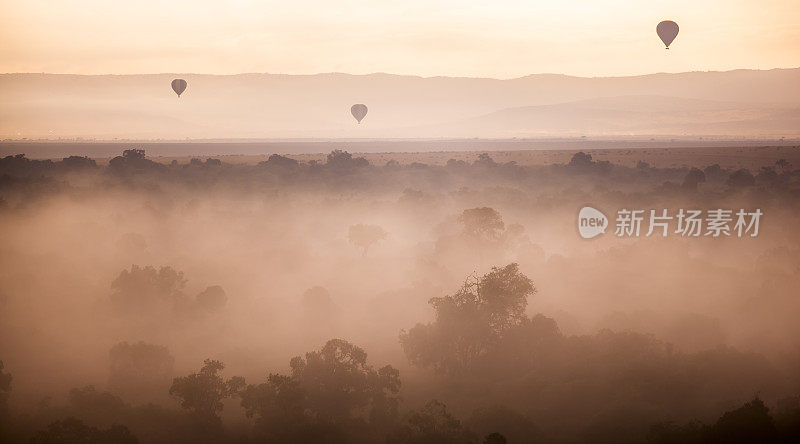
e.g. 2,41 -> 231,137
1,69 -> 799,139
429,95 -> 800,137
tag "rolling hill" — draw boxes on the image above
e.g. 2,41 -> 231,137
1,69 -> 799,139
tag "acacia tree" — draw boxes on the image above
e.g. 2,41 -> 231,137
169,359 -> 244,429
326,150 -> 369,170
400,263 -> 535,375
458,207 -> 504,241
348,224 -> 388,256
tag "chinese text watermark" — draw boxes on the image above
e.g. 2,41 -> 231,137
578,207 -> 762,239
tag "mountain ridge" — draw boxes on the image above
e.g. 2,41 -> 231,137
2,68 -> 799,139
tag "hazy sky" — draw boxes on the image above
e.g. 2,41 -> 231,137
1,0 -> 798,78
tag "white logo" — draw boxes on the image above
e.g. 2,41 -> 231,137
578,206 -> 608,239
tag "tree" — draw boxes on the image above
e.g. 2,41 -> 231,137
703,163 -> 724,179
109,342 -> 174,403
389,400 -> 475,444
348,224 -> 388,256
458,207 -> 504,240
194,286 -> 227,312
123,149 -> 145,160
240,339 -> 401,441
240,373 -> 306,426
568,151 -> 593,168
326,150 -> 369,170
681,168 -> 706,192
31,417 -> 137,444
756,166 -> 779,186
727,169 -> 755,188
647,397 -> 780,443
69,386 -> 128,413
240,373 -> 344,442
385,159 -> 401,170
400,264 -> 536,374
261,154 -> 299,169
468,405 -> 541,443
707,397 -> 777,443
169,359 -> 245,428
289,339 -> 401,424
774,396 -> 800,442
60,156 -> 98,170
446,158 -> 468,169
110,265 -> 186,313
108,149 -> 162,173
473,153 -> 497,168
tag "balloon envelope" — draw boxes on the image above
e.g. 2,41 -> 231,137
656,21 -> 679,49
171,79 -> 187,97
351,104 -> 368,123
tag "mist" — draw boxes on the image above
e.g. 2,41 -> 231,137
1,147 -> 799,443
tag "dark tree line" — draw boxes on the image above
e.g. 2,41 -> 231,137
2,151 -> 799,204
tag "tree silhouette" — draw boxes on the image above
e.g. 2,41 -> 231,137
681,168 -> 706,192
707,397 -> 777,443
110,265 -> 187,313
261,154 -> 299,169
468,405 -> 541,443
240,339 -> 400,441
727,169 -> 755,188
169,359 -> 244,430
389,400 -> 475,444
31,417 -> 137,444
400,263 -> 536,374
290,339 -> 401,424
108,149 -> 163,173
568,151 -> 593,168
61,155 -> 97,170
194,286 -> 227,312
647,397 -> 782,443
109,342 -> 174,403
458,208 -> 504,241
326,150 -> 369,170
348,224 -> 388,256
473,153 -> 497,168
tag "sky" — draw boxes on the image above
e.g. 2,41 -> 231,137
0,0 -> 798,78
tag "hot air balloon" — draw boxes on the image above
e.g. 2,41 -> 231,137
351,104 -> 368,123
171,79 -> 187,97
656,20 -> 679,49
